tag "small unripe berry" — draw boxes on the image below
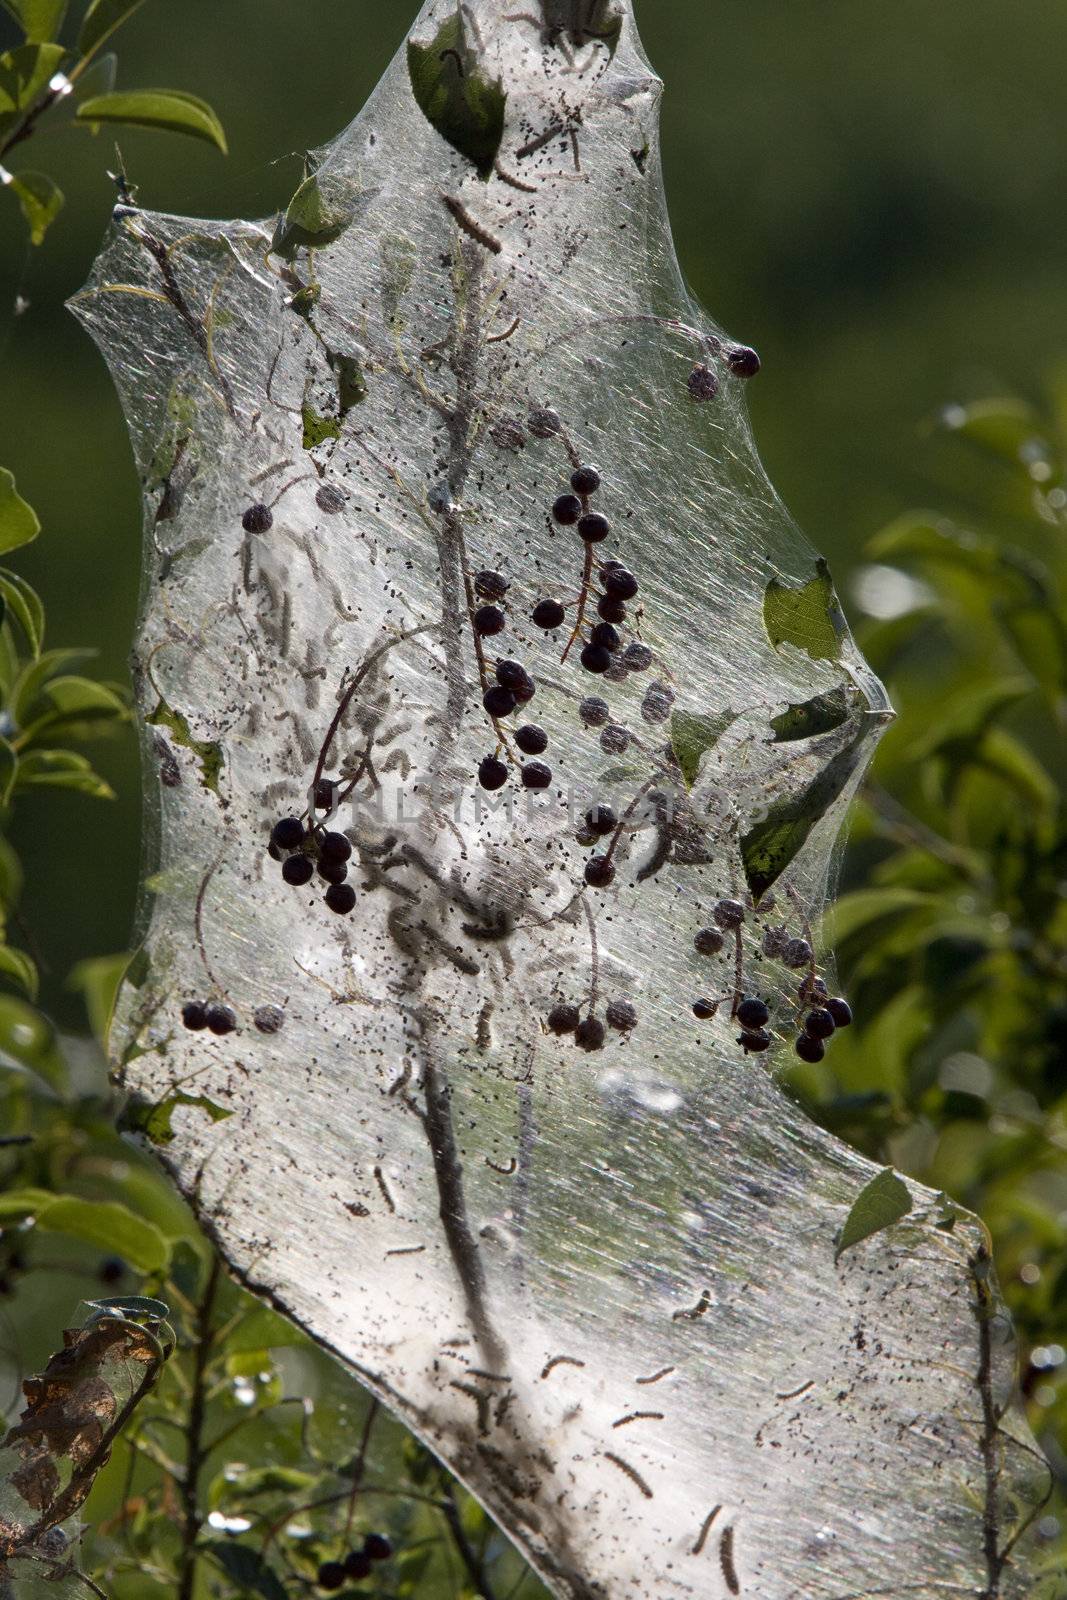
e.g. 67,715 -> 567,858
694,927 -> 725,956
578,512 -> 610,542
606,998 -> 638,1031
805,1008 -> 836,1041
575,1016 -> 606,1051
579,695 -> 610,727
521,761 -> 552,789
580,643 -> 612,674
736,996 -> 769,1029
515,724 -> 548,755
325,882 -> 357,915
548,1003 -> 580,1034
532,599 -> 566,629
713,898 -> 745,930
603,567 -> 639,600
826,996 -> 853,1028
474,569 -> 509,601
182,1001 -> 208,1031
553,493 -> 583,525
571,464 -> 602,495
206,1003 -> 237,1036
483,685 -> 517,719
474,604 -> 506,636
584,855 -> 616,887
795,1033 -> 825,1064
271,816 -> 305,851
478,755 -> 508,791
283,855 -> 315,886
242,502 -> 273,534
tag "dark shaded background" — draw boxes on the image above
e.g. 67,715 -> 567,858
3,0 -> 1067,1025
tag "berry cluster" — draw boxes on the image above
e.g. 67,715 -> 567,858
471,570 -> 556,793
792,978 -> 852,1064
317,1532 -> 392,1590
269,813 -> 357,916
181,999 -> 237,1035
546,996 -> 638,1052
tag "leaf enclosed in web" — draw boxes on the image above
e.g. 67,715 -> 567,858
741,732 -> 866,899
121,1088 -> 233,1145
270,173 -> 355,259
669,708 -> 735,787
407,12 -> 506,179
835,1168 -> 912,1261
763,558 -> 846,662
769,685 -> 851,743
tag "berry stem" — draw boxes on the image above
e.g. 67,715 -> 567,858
561,539 -> 594,663
194,851 -> 226,995
786,882 -> 818,994
730,926 -> 744,1018
603,778 -> 658,866
312,626 -> 434,795
581,893 -> 601,1013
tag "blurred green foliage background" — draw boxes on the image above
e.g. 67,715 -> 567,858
2,2 -> 1067,1595
3,0 -> 1067,1019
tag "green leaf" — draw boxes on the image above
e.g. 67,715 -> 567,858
0,735 -> 17,804
835,1168 -> 912,1261
995,600 -> 1067,696
330,350 -> 368,415
120,1088 -> 233,1146
0,943 -> 37,999
0,467 -> 41,555
740,733 -> 865,900
146,699 -> 223,794
32,1195 -> 170,1270
763,558 -> 846,662
83,1293 -> 171,1326
302,403 -> 341,450
0,567 -> 45,654
769,686 -> 851,743
407,12 -> 506,181
941,398 -> 1055,473
68,950 -> 130,1041
0,0 -> 67,43
12,646 -> 93,723
42,672 -> 127,720
270,173 -> 354,259
669,708 -> 735,788
15,748 -> 114,798
77,0 -> 146,57
0,42 -> 65,128
0,993 -> 66,1091
911,678 -> 1031,763
204,1541 -> 289,1600
5,168 -> 64,244
76,87 -> 227,152
210,1465 -> 317,1508
223,1302 -> 308,1353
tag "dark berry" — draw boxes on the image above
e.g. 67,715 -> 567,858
783,938 -> 813,969
578,511 -> 610,542
762,926 -> 789,957
713,898 -> 745,930
362,1533 -> 392,1562
254,1005 -> 285,1034
606,998 -> 638,1032
483,685 -> 517,719
795,1033 -> 825,1064
317,1563 -> 346,1592
521,761 -> 552,789
496,659 -> 534,694
805,1008 -> 837,1041
491,417 -> 526,451
579,695 -> 610,727
325,882 -> 357,915
599,723 -> 631,754
242,501 -> 273,534
687,363 -> 720,401
597,595 -> 627,624
528,407 -> 561,437
314,778 -> 338,812
206,1003 -> 237,1036
580,643 -> 612,674
591,622 -> 620,652
344,1550 -> 373,1579
641,683 -> 675,723
474,604 -> 506,636
320,830 -> 352,863
725,343 -> 761,378
267,840 -> 283,862
584,855 -> 616,887
478,756 -> 508,791
99,1257 -> 125,1285
271,816 -> 305,851
738,1028 -> 771,1053
694,927 -> 725,956
515,724 -> 548,755
693,997 -> 717,1020
316,484 -> 345,514
182,1001 -> 208,1031
532,599 -> 566,629
621,642 -> 652,672
604,657 -> 629,683
749,890 -> 777,912
548,1003 -> 580,1035
603,568 -> 639,600
826,997 -> 853,1028
571,464 -> 602,495
575,1016 -> 606,1051
736,996 -> 769,1029
553,493 -> 583,525
283,855 -> 315,886
318,859 -> 349,886
475,569 -> 509,601
585,803 -> 617,836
